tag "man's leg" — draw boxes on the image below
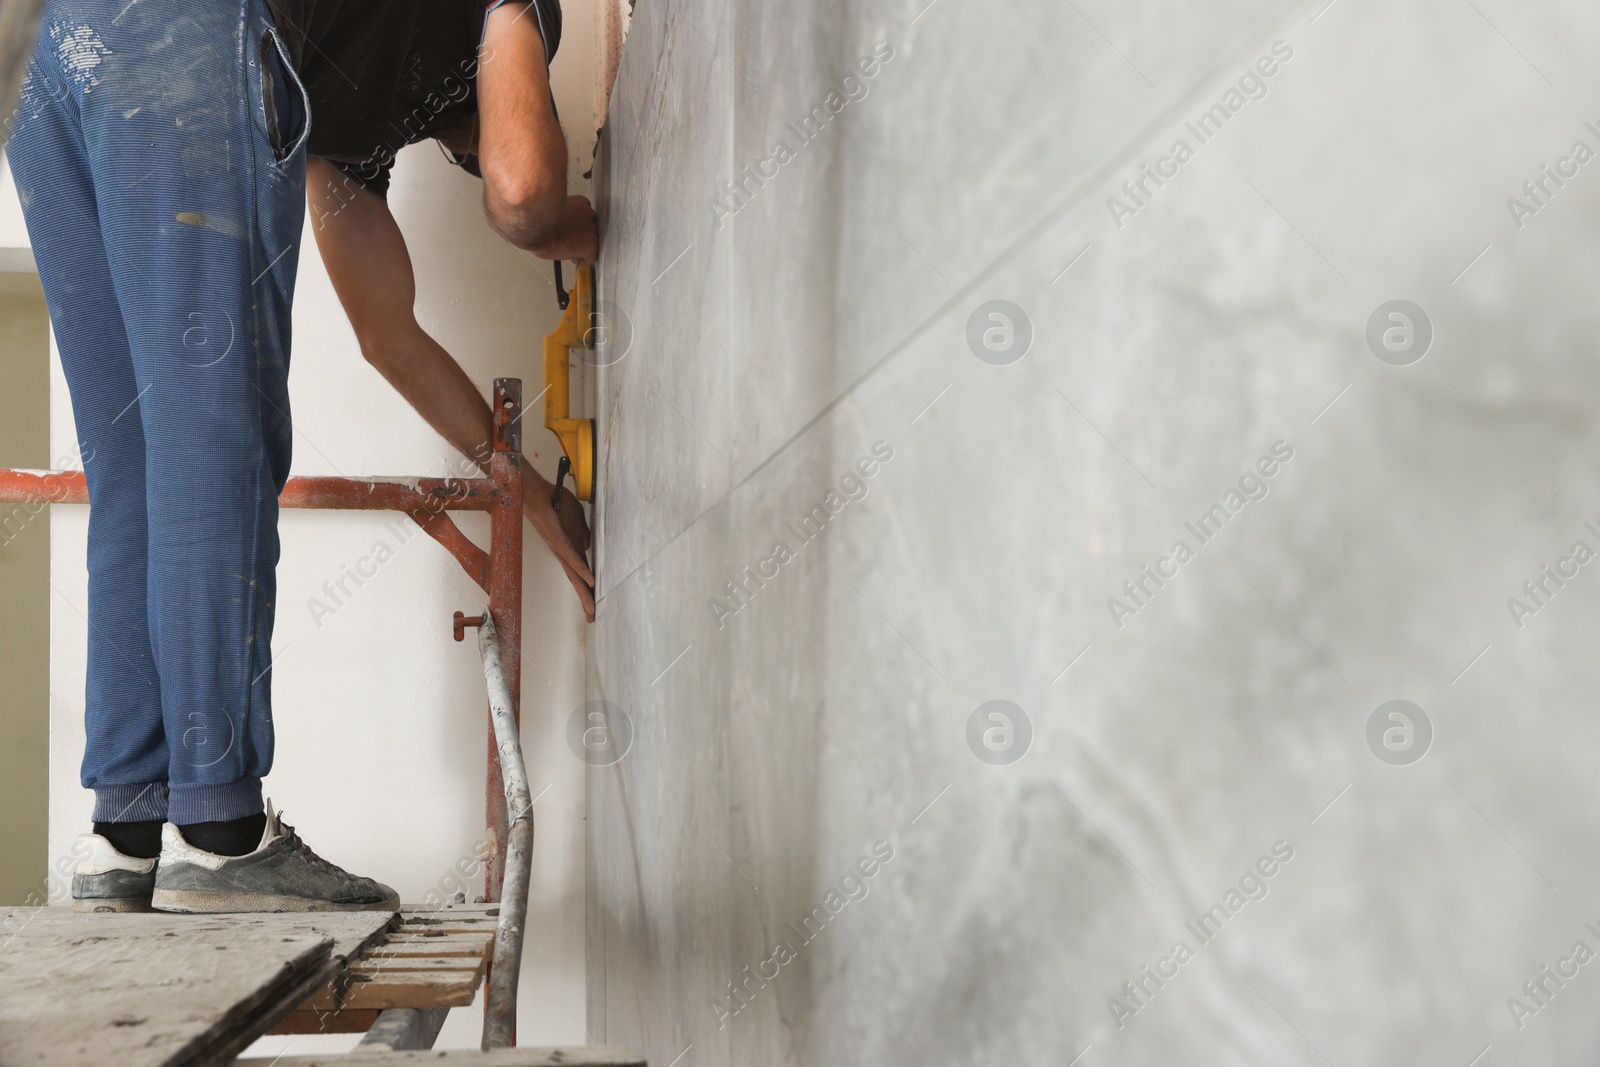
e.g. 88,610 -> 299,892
15,0 -> 396,913
12,0 -> 299,826
7,2 -> 170,848
72,0 -> 304,827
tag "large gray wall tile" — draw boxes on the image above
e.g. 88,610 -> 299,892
588,0 -> 1600,1063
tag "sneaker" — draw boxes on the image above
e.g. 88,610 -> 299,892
150,802 -> 399,914
71,834 -> 157,913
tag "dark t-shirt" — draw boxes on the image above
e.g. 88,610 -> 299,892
267,0 -> 561,197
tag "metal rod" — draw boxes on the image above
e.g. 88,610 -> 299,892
476,612 -> 533,1050
0,469 -> 498,512
357,1007 -> 450,1052
484,379 -> 524,904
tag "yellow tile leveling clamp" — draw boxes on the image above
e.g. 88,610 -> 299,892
547,262 -> 596,505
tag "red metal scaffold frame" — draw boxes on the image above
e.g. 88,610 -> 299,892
0,377 -> 527,905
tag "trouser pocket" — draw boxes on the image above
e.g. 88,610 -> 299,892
258,25 -> 309,163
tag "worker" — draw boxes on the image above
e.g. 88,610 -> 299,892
298,0 -> 598,620
6,0 -> 593,913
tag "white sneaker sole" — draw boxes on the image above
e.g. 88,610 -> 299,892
73,897 -> 152,913
151,888 -> 399,914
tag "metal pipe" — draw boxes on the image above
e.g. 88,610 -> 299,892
476,612 -> 533,1050
477,381 -> 527,1048
484,379 -> 524,903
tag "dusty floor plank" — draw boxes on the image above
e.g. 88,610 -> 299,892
0,908 -> 395,1067
379,927 -> 492,947
398,908 -> 496,921
348,955 -> 485,975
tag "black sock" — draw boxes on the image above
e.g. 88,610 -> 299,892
94,819 -> 163,860
178,813 -> 268,857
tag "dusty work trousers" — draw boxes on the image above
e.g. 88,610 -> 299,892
7,0 -> 308,824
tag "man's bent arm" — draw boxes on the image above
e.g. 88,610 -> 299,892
307,159 -> 596,619
478,2 -> 596,262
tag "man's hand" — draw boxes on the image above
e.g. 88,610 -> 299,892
535,194 -> 598,266
555,483 -> 591,556
522,468 -> 595,621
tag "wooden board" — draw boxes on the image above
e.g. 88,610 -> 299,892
397,903 -> 499,919
0,908 -> 395,1067
345,955 -> 485,973
270,903 -> 498,1027
392,909 -> 497,934
254,1049 -> 646,1067
370,935 -> 496,956
298,971 -> 479,1013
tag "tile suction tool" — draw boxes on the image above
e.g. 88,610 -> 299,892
544,261 -> 596,502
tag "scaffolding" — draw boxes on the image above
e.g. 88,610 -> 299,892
0,376 -> 534,1047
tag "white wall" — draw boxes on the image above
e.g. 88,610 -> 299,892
0,268 -> 50,907
0,162 -> 28,245
10,0 -> 598,1050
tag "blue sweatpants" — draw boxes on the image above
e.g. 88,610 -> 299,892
7,0 -> 308,824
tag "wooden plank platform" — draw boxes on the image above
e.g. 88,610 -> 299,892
269,903 -> 499,1034
1,905 -> 642,1063
0,908 -> 395,1067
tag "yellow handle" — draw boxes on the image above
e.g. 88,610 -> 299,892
543,265 -> 595,501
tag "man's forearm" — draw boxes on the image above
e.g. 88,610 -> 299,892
360,321 -> 545,485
